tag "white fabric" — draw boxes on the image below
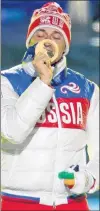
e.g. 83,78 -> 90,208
85,85 -> 99,192
1,63 -> 99,206
1,76 -> 54,144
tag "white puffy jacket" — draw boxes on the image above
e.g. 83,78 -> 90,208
1,57 -> 99,206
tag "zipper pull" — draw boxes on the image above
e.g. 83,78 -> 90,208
53,201 -> 56,209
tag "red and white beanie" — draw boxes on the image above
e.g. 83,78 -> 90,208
26,2 -> 71,55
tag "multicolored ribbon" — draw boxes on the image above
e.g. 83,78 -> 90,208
58,171 -> 75,189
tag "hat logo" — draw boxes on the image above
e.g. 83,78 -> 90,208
40,16 -> 64,28
52,16 -> 59,25
40,16 -> 51,24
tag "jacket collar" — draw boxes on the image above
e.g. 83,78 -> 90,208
51,56 -> 67,85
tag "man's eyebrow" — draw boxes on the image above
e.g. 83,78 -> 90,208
36,29 -> 61,34
37,29 -> 46,32
53,30 -> 62,35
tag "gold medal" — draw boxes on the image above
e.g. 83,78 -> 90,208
35,39 -> 59,64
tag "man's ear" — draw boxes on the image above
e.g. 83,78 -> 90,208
63,51 -> 66,55
63,46 -> 66,55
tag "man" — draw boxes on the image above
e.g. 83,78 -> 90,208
1,2 -> 99,211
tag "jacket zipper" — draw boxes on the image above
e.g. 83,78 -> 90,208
53,201 -> 56,209
52,94 -> 62,207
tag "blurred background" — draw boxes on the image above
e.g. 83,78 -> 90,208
1,0 -> 99,210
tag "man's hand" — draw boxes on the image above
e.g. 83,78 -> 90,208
58,169 -> 95,194
32,52 -> 53,85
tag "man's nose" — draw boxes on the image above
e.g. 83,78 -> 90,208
44,42 -> 54,58
44,42 -> 53,50
44,42 -> 52,48
45,33 -> 53,40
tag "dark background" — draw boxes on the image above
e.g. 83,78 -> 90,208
1,1 -> 99,210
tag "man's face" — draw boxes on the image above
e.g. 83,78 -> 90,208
30,27 -> 66,63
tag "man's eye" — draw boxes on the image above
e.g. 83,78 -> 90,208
37,32 -> 46,38
37,34 -> 44,37
53,34 -> 61,40
54,37 -> 60,40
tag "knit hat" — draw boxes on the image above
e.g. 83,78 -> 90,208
26,2 -> 71,55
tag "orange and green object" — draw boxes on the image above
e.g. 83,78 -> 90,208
58,171 -> 75,189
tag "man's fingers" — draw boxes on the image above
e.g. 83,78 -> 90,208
34,52 -> 50,62
33,52 -> 51,67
